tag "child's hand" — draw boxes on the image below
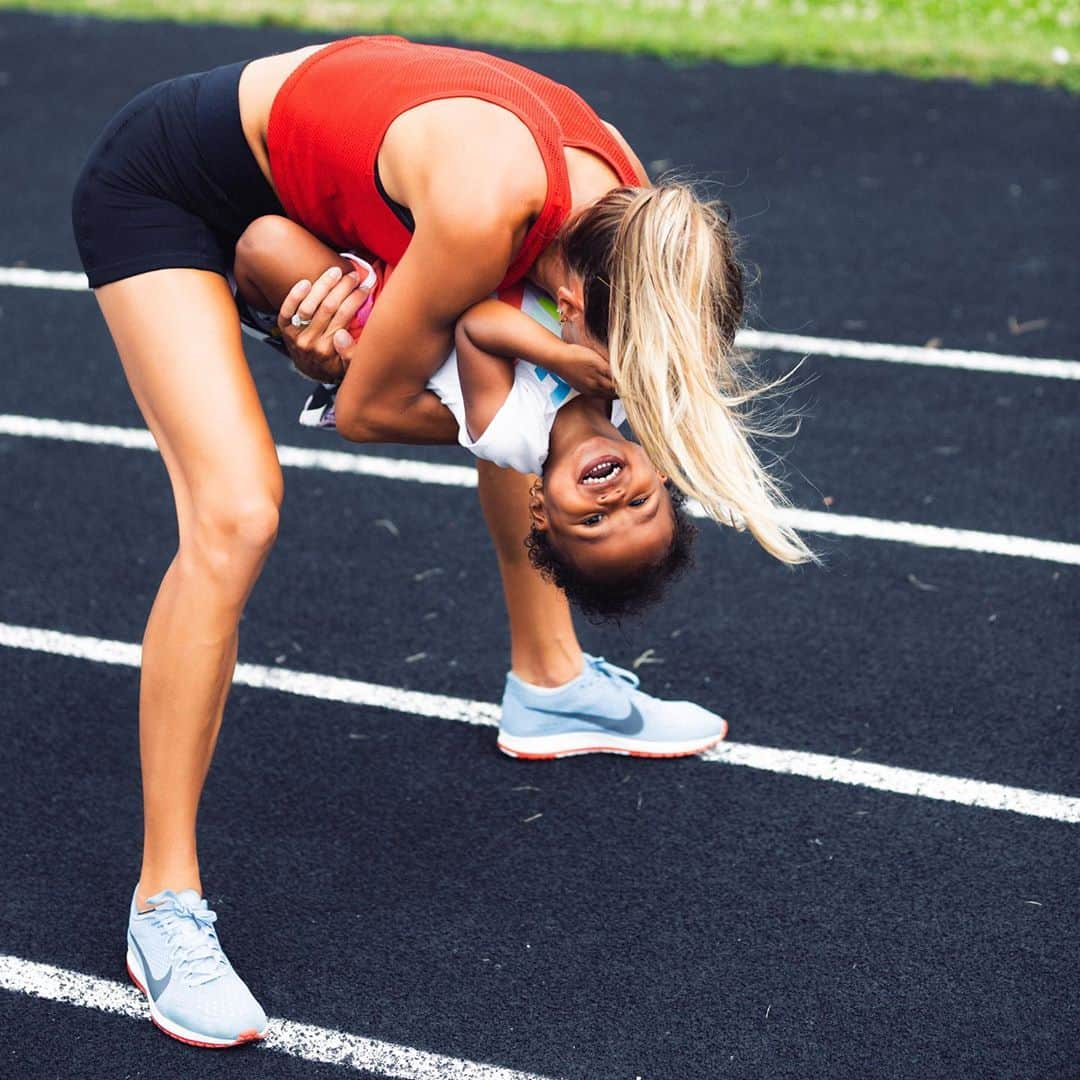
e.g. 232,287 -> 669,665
549,344 -> 616,398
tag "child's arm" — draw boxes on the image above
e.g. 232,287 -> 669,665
455,299 -> 614,438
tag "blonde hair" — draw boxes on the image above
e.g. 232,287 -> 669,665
560,183 -> 814,565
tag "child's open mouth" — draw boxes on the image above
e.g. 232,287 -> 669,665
578,455 -> 625,486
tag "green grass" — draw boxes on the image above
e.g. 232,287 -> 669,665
5,0 -> 1079,91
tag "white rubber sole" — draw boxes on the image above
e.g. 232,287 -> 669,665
126,947 -> 266,1049
497,721 -> 727,760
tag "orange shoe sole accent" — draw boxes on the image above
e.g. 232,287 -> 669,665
497,733 -> 727,760
127,961 -> 264,1049
148,1016 -> 264,1049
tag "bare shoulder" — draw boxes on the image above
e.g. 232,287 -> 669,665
241,43 -> 332,124
239,43 -> 334,180
602,121 -> 651,186
383,98 -> 547,228
421,166 -> 531,245
392,197 -> 517,326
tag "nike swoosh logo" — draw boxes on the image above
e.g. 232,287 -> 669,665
530,701 -> 645,735
129,933 -> 171,1000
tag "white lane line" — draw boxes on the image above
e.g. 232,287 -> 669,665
738,329 -> 1080,381
0,412 -> 480,488
700,743 -> 1080,821
0,954 -> 555,1079
3,412 -> 1079,566
4,265 -> 1077,380
2,621 -> 1077,824
778,507 -> 1080,566
0,266 -> 89,291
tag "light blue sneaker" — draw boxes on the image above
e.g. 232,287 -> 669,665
498,653 -> 728,759
126,887 -> 268,1048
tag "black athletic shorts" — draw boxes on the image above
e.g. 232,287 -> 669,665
71,61 -> 283,289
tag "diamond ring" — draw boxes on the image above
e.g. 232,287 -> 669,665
291,314 -> 312,328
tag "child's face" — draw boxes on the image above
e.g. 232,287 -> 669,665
532,436 -> 675,580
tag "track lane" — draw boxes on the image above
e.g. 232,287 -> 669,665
0,434 -> 1075,795
6,620 -> 1079,821
1,647 -> 1077,1080
4,284 -> 1079,540
5,411 -> 1080,565
2,10 -> 1078,1079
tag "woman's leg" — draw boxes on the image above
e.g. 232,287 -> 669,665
95,268 -> 284,909
476,460 -> 584,687
480,459 -> 728,760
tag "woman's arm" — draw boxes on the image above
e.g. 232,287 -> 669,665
602,121 -> 651,186
329,199 -> 517,444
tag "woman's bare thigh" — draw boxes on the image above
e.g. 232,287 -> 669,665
95,268 -> 283,524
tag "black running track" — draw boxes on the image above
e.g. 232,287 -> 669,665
1,11 -> 1078,1079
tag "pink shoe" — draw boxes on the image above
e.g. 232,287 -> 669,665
340,253 -> 383,334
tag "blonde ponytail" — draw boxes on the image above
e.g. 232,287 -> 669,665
562,184 -> 815,566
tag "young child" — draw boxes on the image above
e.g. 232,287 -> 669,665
231,214 -> 696,620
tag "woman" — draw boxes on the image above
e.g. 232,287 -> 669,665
72,35 -> 802,1048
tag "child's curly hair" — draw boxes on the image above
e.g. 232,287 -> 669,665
524,485 -> 698,623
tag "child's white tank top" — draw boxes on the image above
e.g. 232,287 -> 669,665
426,284 -> 626,475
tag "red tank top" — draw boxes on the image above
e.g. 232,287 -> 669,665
266,36 -> 641,288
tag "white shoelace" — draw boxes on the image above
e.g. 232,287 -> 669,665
144,891 -> 228,986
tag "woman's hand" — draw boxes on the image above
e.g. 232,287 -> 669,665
277,266 -> 372,383
547,343 -> 616,398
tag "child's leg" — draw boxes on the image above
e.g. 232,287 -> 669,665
235,216 -> 377,429
233,215 -> 357,314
